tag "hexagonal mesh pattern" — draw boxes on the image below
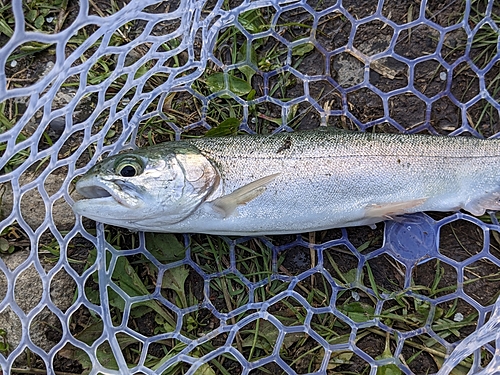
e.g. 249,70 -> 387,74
0,0 -> 500,373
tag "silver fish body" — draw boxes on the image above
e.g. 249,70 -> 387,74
73,130 -> 500,235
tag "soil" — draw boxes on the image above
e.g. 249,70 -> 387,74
2,0 -> 500,374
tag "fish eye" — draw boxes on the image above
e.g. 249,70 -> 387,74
115,158 -> 144,178
119,164 -> 138,177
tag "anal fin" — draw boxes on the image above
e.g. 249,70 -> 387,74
463,192 -> 500,216
365,198 -> 427,219
211,173 -> 280,217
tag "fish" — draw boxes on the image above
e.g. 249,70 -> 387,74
72,129 -> 500,235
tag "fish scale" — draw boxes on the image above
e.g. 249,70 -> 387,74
73,130 -> 500,235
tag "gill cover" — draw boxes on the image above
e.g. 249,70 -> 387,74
162,150 -> 220,224
122,143 -> 221,226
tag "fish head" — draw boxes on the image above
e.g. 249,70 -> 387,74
72,144 -> 219,228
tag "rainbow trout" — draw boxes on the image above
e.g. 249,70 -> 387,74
72,130 -> 500,235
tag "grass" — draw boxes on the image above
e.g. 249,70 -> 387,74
443,0 -> 500,136
0,99 -> 31,174
468,0 -> 500,136
55,224 -> 492,374
0,0 -> 67,43
1,0 -> 500,374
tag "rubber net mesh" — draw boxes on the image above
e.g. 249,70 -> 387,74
0,0 -> 500,373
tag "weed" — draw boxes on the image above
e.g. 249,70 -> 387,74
0,329 -> 10,355
0,225 -> 29,254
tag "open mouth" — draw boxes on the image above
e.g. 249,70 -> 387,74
77,185 -> 112,199
76,177 -> 140,208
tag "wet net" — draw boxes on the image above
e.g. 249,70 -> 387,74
0,0 -> 500,373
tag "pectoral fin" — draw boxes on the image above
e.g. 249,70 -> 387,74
365,198 -> 428,219
211,173 -> 280,217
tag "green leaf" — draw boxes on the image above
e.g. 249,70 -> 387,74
292,43 -> 314,56
247,89 -> 256,101
433,355 -> 471,375
240,320 -> 279,352
237,43 -> 257,81
327,351 -> 354,370
130,304 -> 153,319
34,14 -> 45,29
0,237 -> 9,252
110,255 -> 176,323
238,9 -> 268,33
0,19 -> 13,37
106,129 -> 116,139
416,301 -> 432,319
116,332 -> 141,350
343,268 -> 357,284
205,117 -> 240,137
376,363 -> 402,375
134,65 -> 148,79
75,333 -> 140,371
26,9 -> 37,22
71,320 -> 104,346
107,288 -> 126,311
10,42 -> 53,62
238,65 -> 256,82
162,266 -> 190,308
206,73 -> 225,92
357,240 -> 372,252
375,335 -> 402,375
154,314 -> 175,333
194,363 -> 216,375
84,286 -> 100,305
150,341 -> 188,371
95,341 -> 119,370
206,73 -> 252,97
19,41 -> 50,52
145,233 -> 186,263
113,256 -> 150,297
186,315 -> 198,333
341,301 -> 375,323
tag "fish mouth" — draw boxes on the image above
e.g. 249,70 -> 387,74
76,176 -> 141,208
77,185 -> 113,199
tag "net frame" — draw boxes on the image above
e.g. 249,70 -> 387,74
0,0 -> 499,373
